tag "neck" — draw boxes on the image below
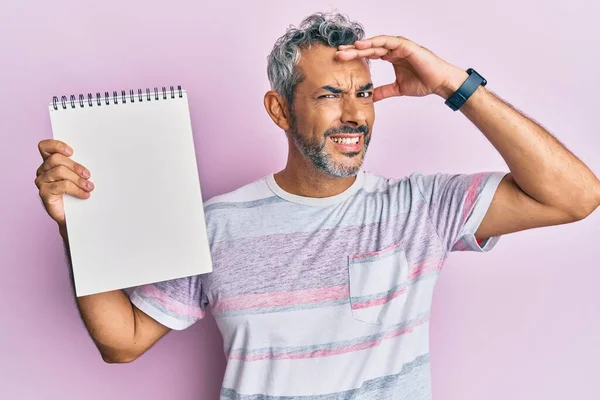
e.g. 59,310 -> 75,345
274,149 -> 357,198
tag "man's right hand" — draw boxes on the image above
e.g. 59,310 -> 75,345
35,139 -> 170,363
35,139 -> 94,227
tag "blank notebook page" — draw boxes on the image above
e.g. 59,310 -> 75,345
48,89 -> 212,296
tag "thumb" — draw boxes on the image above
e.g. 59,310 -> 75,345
373,83 -> 401,102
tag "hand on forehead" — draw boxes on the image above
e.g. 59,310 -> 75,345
297,44 -> 372,92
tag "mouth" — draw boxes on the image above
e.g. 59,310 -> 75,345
328,134 -> 363,152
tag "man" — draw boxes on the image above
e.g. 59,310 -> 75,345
35,12 -> 599,400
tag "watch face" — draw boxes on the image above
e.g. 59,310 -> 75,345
467,68 -> 486,86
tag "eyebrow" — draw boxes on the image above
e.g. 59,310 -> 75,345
320,83 -> 374,94
358,83 -> 373,91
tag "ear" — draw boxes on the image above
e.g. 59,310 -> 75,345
264,90 -> 291,131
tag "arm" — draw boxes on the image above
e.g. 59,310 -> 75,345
435,69 -> 600,239
336,36 -> 600,239
60,226 -> 170,363
36,139 -> 170,363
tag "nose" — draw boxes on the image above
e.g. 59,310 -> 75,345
341,97 -> 367,127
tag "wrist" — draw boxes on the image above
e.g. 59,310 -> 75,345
434,67 -> 469,100
58,223 -> 68,240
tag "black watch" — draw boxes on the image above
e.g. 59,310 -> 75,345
444,68 -> 487,111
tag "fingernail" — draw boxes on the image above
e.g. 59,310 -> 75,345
87,181 -> 94,190
65,146 -> 73,155
82,169 -> 90,178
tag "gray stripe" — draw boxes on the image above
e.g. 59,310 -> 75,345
213,298 -> 350,318
205,180 -> 416,245
151,274 -> 203,303
228,312 -> 429,359
220,353 -> 430,400
205,195 -> 285,212
348,245 -> 406,264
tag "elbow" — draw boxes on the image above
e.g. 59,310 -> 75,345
100,348 -> 140,364
569,185 -> 600,221
595,183 -> 600,212
569,208 -> 593,222
569,205 -> 596,222
102,354 -> 137,364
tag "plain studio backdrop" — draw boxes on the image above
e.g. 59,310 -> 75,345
1,1 -> 598,399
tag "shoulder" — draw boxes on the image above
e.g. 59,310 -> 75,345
362,169 -> 423,193
361,170 -> 477,207
203,175 -> 275,210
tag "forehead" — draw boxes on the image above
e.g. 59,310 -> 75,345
297,43 -> 371,88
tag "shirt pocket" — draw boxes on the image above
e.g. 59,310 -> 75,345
348,243 -> 410,326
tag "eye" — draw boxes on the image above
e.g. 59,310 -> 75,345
358,92 -> 373,98
319,94 -> 338,99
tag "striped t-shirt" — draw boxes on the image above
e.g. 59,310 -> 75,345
130,168 -> 506,399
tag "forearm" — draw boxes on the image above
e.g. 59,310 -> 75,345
59,225 -> 139,362
437,68 -> 600,217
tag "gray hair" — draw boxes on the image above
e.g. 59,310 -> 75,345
267,12 -> 366,108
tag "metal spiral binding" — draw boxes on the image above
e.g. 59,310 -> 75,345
52,85 -> 183,110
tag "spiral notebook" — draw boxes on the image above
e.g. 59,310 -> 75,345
48,86 -> 213,297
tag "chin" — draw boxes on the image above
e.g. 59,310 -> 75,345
324,161 -> 363,178
329,169 -> 361,178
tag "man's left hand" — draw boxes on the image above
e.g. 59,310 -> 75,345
335,35 -> 467,102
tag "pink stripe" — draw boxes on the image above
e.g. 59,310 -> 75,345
351,258 -> 442,310
349,242 -> 405,260
215,257 -> 443,313
351,287 -> 407,310
139,285 -> 205,319
229,317 -> 429,361
452,239 -> 470,251
406,258 -> 443,280
213,285 -> 350,313
463,173 -> 486,223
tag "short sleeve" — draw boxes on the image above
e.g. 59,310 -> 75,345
130,274 -> 207,330
411,171 -> 508,253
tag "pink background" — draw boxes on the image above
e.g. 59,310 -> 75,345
2,1 -> 599,399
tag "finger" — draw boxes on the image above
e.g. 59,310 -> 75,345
353,35 -> 416,57
36,165 -> 94,192
38,139 -> 73,160
38,153 -> 90,179
336,47 -> 390,61
373,83 -> 401,103
337,44 -> 355,50
40,180 -> 90,200
367,53 -> 386,60
38,153 -> 90,178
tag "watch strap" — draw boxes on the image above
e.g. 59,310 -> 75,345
444,68 -> 487,111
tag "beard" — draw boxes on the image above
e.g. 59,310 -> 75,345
289,112 -> 371,178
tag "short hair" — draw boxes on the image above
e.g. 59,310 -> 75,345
266,11 -> 366,107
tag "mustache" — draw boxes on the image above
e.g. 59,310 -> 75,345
324,124 -> 369,137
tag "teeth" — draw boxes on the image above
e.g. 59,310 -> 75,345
332,137 -> 360,144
